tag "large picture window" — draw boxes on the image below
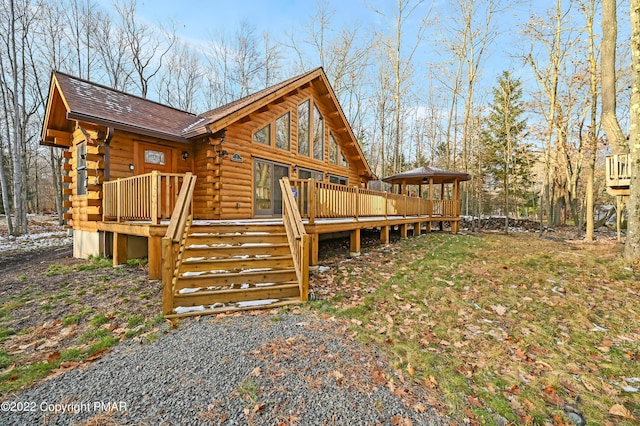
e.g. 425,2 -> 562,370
313,104 -> 324,160
298,100 -> 310,155
253,124 -> 271,145
275,112 -> 290,151
329,133 -> 338,164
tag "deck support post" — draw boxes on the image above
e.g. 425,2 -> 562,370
426,221 -> 431,233
350,228 -> 361,257
113,232 -> 127,266
399,224 -> 408,238
310,233 -> 319,267
414,222 -> 422,236
380,225 -> 390,244
161,237 -> 174,316
148,236 -> 162,280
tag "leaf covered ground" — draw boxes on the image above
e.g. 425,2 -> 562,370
309,230 -> 640,425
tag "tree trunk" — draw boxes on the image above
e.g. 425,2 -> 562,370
626,0 -> 640,260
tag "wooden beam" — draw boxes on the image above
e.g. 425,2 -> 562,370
113,232 -> 127,266
350,228 -> 361,256
148,236 -> 162,280
380,226 -> 389,244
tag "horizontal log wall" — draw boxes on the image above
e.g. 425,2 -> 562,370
218,83 -> 367,220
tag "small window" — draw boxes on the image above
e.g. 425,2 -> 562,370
275,112 -> 290,151
298,168 -> 324,181
298,100 -> 310,155
329,175 -> 348,185
253,124 -> 271,145
329,133 -> 338,164
340,152 -> 348,167
77,142 -> 87,196
313,104 -> 324,160
145,149 -> 165,165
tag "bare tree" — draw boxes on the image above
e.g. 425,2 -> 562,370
94,12 -> 132,91
374,0 -> 430,174
625,0 -> 640,259
156,42 -> 203,111
115,0 -> 175,98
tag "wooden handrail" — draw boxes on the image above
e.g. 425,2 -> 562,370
162,173 -> 197,316
280,177 -> 309,301
606,154 -> 631,186
103,172 -> 187,223
289,178 -> 461,220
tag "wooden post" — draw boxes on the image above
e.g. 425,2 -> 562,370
415,222 -> 422,236
309,178 -> 316,225
161,237 -> 174,316
310,233 -> 319,266
399,224 -> 408,238
354,185 -> 360,221
350,228 -> 361,256
151,170 -> 159,225
300,234 -> 310,301
148,236 -> 162,280
429,178 -> 434,218
113,232 -> 127,266
380,225 -> 389,244
384,192 -> 388,218
116,178 -> 121,222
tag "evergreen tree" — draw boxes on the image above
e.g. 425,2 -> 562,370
481,71 -> 532,232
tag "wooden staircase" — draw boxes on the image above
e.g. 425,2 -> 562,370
165,222 -> 303,317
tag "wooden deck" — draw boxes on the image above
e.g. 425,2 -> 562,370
99,173 -> 463,317
606,154 -> 631,196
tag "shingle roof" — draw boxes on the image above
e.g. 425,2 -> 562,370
53,71 -> 201,142
382,166 -> 470,184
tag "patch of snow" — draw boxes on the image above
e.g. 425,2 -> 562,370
188,244 -> 209,249
182,271 -> 206,277
185,257 -> 205,262
236,299 -> 279,308
255,283 -> 276,287
240,283 -> 250,289
174,305 -> 206,314
208,269 -> 230,274
241,243 -> 272,247
240,268 -> 272,274
318,266 -> 331,273
231,255 -> 250,259
178,288 -> 201,294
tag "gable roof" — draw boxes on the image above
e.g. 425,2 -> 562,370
41,68 -> 373,178
382,166 -> 470,184
42,71 -> 201,145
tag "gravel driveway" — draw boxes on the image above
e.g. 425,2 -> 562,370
1,313 -> 449,425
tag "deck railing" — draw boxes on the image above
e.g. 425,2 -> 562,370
290,178 -> 460,224
606,154 -> 631,188
103,171 -> 186,224
280,177 -> 309,301
162,173 -> 197,316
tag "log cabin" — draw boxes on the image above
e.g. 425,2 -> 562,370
41,67 -> 469,317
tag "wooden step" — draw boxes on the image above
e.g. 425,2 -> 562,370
180,255 -> 294,273
165,297 -> 302,319
186,233 -> 288,246
175,268 -> 298,290
189,224 -> 286,234
173,282 -> 300,306
182,243 -> 292,259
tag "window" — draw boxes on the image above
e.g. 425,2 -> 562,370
145,149 -> 165,165
329,175 -> 348,185
297,168 -> 324,181
329,133 -> 338,164
253,124 -> 270,145
341,152 -> 348,167
313,104 -> 324,160
275,112 -> 290,151
298,100 -> 310,155
76,142 -> 87,196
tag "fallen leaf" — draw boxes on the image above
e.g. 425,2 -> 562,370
413,403 -> 427,413
609,404 -> 634,419
407,364 -> 415,376
253,403 -> 265,413
250,367 -> 261,377
491,304 -> 508,316
393,294 -> 404,301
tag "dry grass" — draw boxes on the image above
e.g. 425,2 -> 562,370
310,231 -> 640,425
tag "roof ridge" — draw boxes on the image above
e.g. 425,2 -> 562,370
53,70 -> 198,117
197,67 -> 322,119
